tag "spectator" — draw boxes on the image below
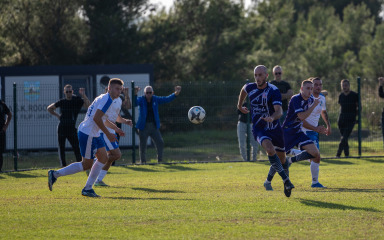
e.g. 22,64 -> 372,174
270,65 -> 293,123
134,85 -> 181,164
0,100 -> 12,172
378,77 -> 384,147
237,103 -> 259,161
47,85 -> 90,167
336,79 -> 359,158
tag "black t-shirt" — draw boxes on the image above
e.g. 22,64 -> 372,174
270,80 -> 291,111
338,91 -> 358,121
54,95 -> 84,128
0,100 -> 10,129
237,103 -> 250,123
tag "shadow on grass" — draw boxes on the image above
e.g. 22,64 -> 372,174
132,187 -> 185,193
162,165 -> 199,171
121,166 -> 161,172
321,159 -> 354,165
4,172 -> 43,178
299,199 -> 381,212
323,187 -> 384,193
104,196 -> 191,201
361,158 -> 384,163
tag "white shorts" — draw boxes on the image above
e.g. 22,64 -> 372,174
78,131 -> 105,159
100,132 -> 119,152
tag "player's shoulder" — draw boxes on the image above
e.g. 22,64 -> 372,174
267,82 -> 279,91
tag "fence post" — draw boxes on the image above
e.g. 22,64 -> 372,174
13,83 -> 17,171
246,79 -> 251,161
357,77 -> 361,157
131,81 -> 136,164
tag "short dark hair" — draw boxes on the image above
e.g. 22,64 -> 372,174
109,78 -> 124,86
311,77 -> 321,82
301,79 -> 313,87
341,79 -> 349,85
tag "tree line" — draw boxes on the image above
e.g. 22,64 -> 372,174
1,0 -> 383,90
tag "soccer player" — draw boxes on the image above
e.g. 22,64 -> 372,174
94,88 -> 133,187
263,79 -> 324,190
237,65 -> 294,197
48,78 -> 125,197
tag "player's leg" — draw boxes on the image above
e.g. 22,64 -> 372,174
58,134 -> 67,167
96,142 -> 121,187
150,126 -> 164,163
301,143 -> 325,188
139,128 -> 150,164
67,128 -> 82,162
237,121 -> 247,161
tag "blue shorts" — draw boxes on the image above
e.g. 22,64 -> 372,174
100,132 -> 119,151
78,131 -> 106,159
283,128 -> 314,153
306,131 -> 319,149
253,125 -> 285,152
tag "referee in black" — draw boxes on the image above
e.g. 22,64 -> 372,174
47,85 -> 90,166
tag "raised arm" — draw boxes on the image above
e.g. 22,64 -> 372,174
122,87 -> 131,109
79,88 -> 91,108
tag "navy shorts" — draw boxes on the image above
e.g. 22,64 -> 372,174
253,125 -> 285,152
283,128 -> 314,153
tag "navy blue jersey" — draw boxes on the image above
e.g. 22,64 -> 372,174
283,93 -> 315,132
244,82 -> 282,130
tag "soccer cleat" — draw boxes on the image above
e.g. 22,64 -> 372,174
264,181 -> 273,191
283,179 -> 295,197
311,182 -> 327,188
48,170 -> 57,191
81,188 -> 101,198
94,181 -> 109,187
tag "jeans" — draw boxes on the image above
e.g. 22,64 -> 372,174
139,123 -> 164,163
337,119 -> 355,157
237,121 -> 259,161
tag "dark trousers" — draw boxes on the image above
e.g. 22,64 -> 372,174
58,127 -> 81,167
382,112 -> 384,148
337,119 -> 355,157
139,123 -> 164,164
0,131 -> 5,171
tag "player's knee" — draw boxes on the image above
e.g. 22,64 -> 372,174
82,161 -> 93,170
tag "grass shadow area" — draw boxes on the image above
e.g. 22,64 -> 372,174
4,172 -> 44,179
321,159 -> 354,165
322,187 -> 384,193
104,196 -> 190,201
122,166 -> 161,172
299,199 -> 381,212
162,164 -> 199,172
361,158 -> 384,163
132,187 -> 185,193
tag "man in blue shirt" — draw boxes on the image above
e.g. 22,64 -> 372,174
134,85 -> 181,164
237,65 -> 294,197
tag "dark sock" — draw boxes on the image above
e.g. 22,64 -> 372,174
268,154 -> 288,182
291,151 -> 314,163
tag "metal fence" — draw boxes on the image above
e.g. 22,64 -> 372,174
2,78 -> 384,171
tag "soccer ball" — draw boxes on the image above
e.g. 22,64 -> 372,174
188,106 -> 206,124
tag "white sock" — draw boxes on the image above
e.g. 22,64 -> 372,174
310,161 -> 320,184
84,161 -> 105,190
54,162 -> 83,178
97,170 -> 108,182
265,179 -> 271,184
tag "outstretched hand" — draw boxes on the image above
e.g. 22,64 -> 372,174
175,86 -> 181,96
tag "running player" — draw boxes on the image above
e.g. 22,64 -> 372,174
237,65 -> 294,197
48,78 -> 125,197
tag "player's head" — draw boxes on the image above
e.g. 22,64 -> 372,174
63,84 -> 73,99
272,65 -> 283,81
341,79 -> 350,93
108,78 -> 124,99
300,79 -> 313,99
144,86 -> 154,100
253,65 -> 268,88
311,77 -> 322,95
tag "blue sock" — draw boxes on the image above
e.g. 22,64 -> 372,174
267,165 -> 276,182
268,154 -> 288,182
291,151 -> 315,163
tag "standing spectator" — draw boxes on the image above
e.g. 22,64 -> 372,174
270,65 -> 293,123
336,79 -> 359,158
0,100 -> 12,172
378,77 -> 384,148
134,85 -> 181,164
47,85 -> 90,167
237,103 -> 259,161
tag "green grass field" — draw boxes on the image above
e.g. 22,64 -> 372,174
0,158 -> 383,239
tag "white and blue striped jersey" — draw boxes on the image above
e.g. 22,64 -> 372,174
243,82 -> 282,130
283,93 -> 315,133
100,97 -> 122,134
302,93 -> 326,133
78,93 -> 113,137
